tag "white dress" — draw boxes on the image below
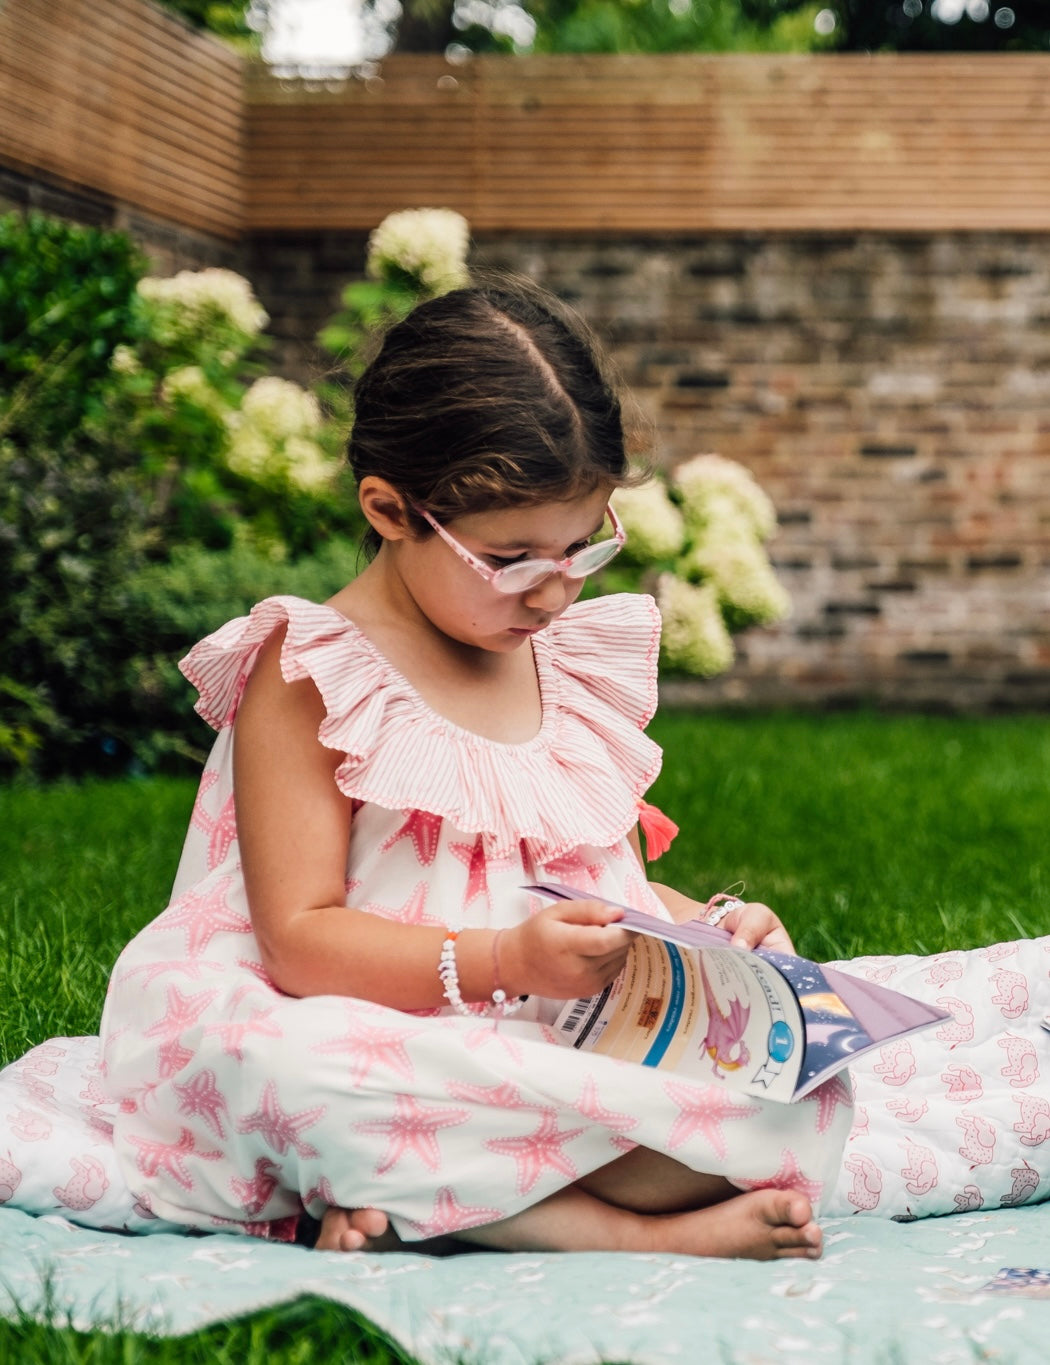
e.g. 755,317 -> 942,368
99,593 -> 852,1240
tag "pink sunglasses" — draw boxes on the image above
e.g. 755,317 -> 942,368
415,504 -> 626,595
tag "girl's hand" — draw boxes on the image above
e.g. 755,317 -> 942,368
501,901 -> 631,1000
720,901 -> 795,955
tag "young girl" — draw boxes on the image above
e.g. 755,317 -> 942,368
98,281 -> 852,1262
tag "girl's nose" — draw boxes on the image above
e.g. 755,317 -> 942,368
524,569 -> 573,613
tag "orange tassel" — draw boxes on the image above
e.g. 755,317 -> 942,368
636,798 -> 679,861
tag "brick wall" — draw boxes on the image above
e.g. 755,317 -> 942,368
248,228 -> 1050,712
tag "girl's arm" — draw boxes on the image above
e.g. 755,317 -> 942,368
233,630 -> 629,1008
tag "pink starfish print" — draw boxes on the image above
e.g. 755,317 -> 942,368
379,810 -> 444,866
173,1068 -> 230,1140
485,1110 -> 585,1195
361,881 -> 443,927
445,1079 -> 538,1110
127,1126 -> 222,1191
304,1174 -> 338,1208
236,958 -> 276,986
541,850 -> 605,887
406,1185 -> 504,1238
236,1081 -> 326,1158
575,1076 -> 639,1135
736,1147 -> 825,1203
448,835 -> 490,909
190,774 -> 239,870
163,878 -> 252,958
312,1016 -> 421,1085
121,959 -> 224,990
355,1093 -> 470,1174
802,1073 -> 853,1134
143,985 -> 220,1079
230,1156 -> 283,1216
205,1007 -> 283,1063
663,1079 -> 759,1159
463,1023 -> 525,1064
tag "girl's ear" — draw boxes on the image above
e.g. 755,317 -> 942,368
358,477 -> 414,543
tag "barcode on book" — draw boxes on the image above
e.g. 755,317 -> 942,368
561,998 -> 591,1034
560,984 -> 613,1049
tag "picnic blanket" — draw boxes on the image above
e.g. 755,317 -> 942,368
3,1201 -> 1050,1362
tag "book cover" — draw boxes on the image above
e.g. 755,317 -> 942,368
527,884 -> 950,1102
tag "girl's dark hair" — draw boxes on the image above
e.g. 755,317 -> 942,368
348,278 -> 641,554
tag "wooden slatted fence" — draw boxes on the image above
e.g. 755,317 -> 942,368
0,0 -> 243,239
245,54 -> 1050,233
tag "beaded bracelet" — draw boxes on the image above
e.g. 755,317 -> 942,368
704,896 -> 746,928
438,928 -> 526,1017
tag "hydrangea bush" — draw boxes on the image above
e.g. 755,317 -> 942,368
606,455 -> 790,677
318,208 -> 471,381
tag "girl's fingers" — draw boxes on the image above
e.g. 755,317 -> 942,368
727,903 -> 794,953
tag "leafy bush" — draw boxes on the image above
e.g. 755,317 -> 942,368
0,212 -> 143,447
0,212 -> 363,777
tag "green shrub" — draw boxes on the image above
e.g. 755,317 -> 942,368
113,538 -> 364,768
0,212 -> 143,446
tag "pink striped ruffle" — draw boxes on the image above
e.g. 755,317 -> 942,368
179,594 -> 663,862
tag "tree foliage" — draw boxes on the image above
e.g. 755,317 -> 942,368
740,0 -> 1050,52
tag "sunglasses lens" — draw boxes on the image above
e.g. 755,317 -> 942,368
565,539 -> 622,578
492,561 -> 552,593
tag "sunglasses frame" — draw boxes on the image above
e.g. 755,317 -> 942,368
414,503 -> 626,595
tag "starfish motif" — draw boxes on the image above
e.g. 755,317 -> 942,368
448,835 -> 490,909
162,878 -> 252,958
312,1016 -> 421,1085
236,1081 -> 326,1158
802,1073 -> 853,1134
143,985 -> 220,1079
463,1023 -> 525,1064
736,1147 -> 826,1203
406,1185 -> 504,1239
575,1075 -> 639,1134
361,881 -> 443,927
304,1174 -> 338,1208
190,773 -> 239,870
120,959 -> 224,990
205,1007 -> 283,1063
379,810 -> 444,866
173,1068 -> 230,1140
541,850 -> 606,887
485,1110 -> 585,1195
355,1093 -> 470,1174
127,1126 -> 222,1191
445,1079 -> 538,1110
663,1079 -> 759,1159
230,1156 -> 283,1216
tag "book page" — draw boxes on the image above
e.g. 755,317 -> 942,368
555,934 -> 806,1103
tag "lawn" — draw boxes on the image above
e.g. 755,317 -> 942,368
1,709 -> 1048,1361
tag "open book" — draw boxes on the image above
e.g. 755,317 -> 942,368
527,884 -> 950,1103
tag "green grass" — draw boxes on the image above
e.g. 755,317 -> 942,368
2,710 -> 1049,1361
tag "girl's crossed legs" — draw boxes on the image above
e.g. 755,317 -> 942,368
316,1145 -> 822,1261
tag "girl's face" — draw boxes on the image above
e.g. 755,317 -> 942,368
400,487 -> 614,653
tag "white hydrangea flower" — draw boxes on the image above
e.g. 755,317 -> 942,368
284,435 -> 337,491
226,378 -> 335,489
109,344 -> 140,376
656,573 -> 735,677
240,376 -> 322,441
673,453 -> 778,541
611,481 -> 685,562
225,422 -> 272,481
138,268 -> 268,337
367,208 -> 470,295
684,537 -> 791,626
160,365 -> 229,419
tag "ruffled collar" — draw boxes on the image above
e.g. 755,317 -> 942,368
182,593 -> 663,862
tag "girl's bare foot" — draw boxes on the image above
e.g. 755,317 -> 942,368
316,1206 -> 394,1252
654,1188 -> 823,1261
